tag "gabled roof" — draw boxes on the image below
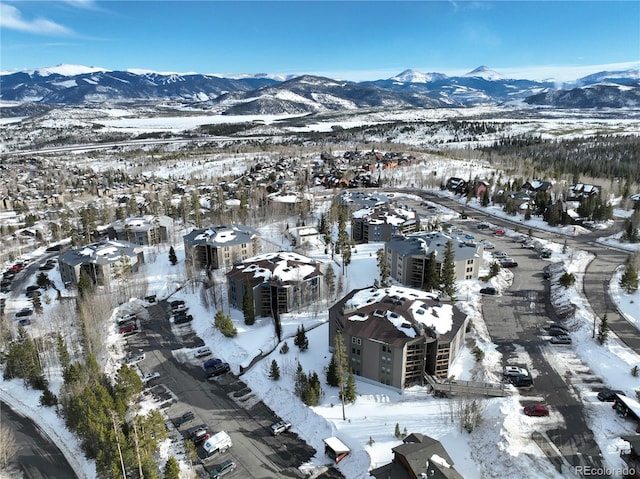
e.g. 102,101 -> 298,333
183,224 -> 259,247
386,232 -> 479,262
227,251 -> 323,287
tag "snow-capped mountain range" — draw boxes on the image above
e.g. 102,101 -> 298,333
1,64 -> 638,113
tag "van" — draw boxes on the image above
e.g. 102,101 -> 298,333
195,347 -> 212,358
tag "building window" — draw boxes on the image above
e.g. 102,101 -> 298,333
467,259 -> 474,265
352,337 -> 362,345
351,348 -> 361,355
466,266 -> 473,272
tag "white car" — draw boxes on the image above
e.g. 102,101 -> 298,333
142,372 -> 160,383
124,352 -> 145,364
503,366 -> 528,377
270,420 -> 292,436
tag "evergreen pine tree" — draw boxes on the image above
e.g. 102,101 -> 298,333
326,354 -> 340,387
620,261 -> 639,294
214,310 -> 237,337
376,248 -> 390,287
268,360 -> 281,380
294,325 -> 309,352
77,269 -> 93,299
324,265 -> 336,302
163,457 -> 180,479
440,241 -> 457,299
168,246 -> 178,266
394,423 -> 402,439
597,314 -> 609,345
242,281 -> 255,325
294,362 -> 308,399
342,369 -> 357,404
423,251 -> 439,292
279,341 -> 289,354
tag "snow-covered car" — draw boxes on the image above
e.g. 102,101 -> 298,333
479,240 -> 495,250
125,352 -> 145,364
141,372 -> 160,383
492,251 -> 508,259
270,420 -> 292,436
549,335 -> 572,345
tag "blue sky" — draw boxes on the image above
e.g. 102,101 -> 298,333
1,1 -> 638,81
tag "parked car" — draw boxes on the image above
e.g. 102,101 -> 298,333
195,346 -> 212,358
26,285 -> 40,292
477,223 -> 491,230
549,335 -> 572,344
523,404 -> 549,417
479,240 -> 495,250
545,328 -> 568,337
25,290 -> 41,298
500,259 -> 518,268
503,366 -> 529,378
494,229 -> 505,236
174,314 -> 193,325
142,371 -> 160,383
18,318 -> 32,326
187,424 -> 207,439
543,270 -> 552,280
492,251 -> 508,259
206,362 -> 230,378
191,428 -> 210,445
204,358 -> 223,370
547,323 -> 568,333
540,249 -> 552,259
170,299 -> 185,308
117,313 -> 137,325
172,304 -> 188,314
119,323 -> 137,334
144,295 -> 157,303
270,420 -> 292,436
39,263 -> 55,271
124,352 -> 145,364
510,375 -> 534,387
174,411 -> 195,427
15,308 -> 33,317
210,459 -> 236,478
480,287 -> 498,295
513,235 -> 527,243
597,389 -> 625,402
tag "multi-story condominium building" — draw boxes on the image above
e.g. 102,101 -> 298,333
329,285 -> 468,389
351,204 -> 420,243
107,215 -> 173,245
385,232 -> 482,288
183,224 -> 261,271
227,252 -> 323,317
59,240 -> 144,289
339,190 -> 389,209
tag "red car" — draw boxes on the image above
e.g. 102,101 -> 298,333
119,323 -> 137,334
523,404 -> 549,417
494,229 -> 505,236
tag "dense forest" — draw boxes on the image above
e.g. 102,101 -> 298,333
479,134 -> 640,185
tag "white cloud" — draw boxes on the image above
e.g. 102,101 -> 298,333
0,4 -> 74,35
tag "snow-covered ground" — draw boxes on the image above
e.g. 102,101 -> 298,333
1,200 -> 639,479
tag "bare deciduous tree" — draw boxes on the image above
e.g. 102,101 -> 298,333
0,424 -> 18,470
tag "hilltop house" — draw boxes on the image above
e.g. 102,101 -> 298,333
58,240 -> 144,289
329,285 -> 468,388
385,232 -> 482,287
183,224 -> 261,271
227,252 -> 323,317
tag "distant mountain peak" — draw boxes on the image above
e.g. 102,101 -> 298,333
464,66 -> 502,81
29,64 -> 109,77
389,69 -> 447,83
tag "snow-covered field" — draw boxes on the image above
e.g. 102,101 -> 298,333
1,195 -> 639,479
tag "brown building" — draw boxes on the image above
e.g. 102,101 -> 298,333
329,285 -> 467,389
227,252 -> 323,317
183,224 -> 261,271
385,232 -> 482,288
352,204 -> 420,243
